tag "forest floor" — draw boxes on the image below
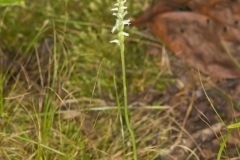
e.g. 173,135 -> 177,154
0,0 -> 240,159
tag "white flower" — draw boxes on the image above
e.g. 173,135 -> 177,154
123,19 -> 130,26
110,39 -> 120,45
110,0 -> 130,45
111,8 -> 118,11
112,20 -> 119,33
121,31 -> 129,37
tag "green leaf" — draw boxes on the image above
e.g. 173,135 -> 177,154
0,0 -> 24,6
227,121 -> 240,129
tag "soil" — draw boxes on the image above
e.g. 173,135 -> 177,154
130,55 -> 240,160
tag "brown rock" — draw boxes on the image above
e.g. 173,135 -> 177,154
133,1 -> 240,79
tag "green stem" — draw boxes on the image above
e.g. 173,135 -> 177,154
119,35 -> 137,160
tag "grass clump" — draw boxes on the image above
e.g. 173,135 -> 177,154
0,0 -> 182,159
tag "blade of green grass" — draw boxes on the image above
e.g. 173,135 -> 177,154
217,129 -> 232,160
199,71 -> 225,125
0,0 -> 24,6
16,136 -> 66,156
228,122 -> 240,129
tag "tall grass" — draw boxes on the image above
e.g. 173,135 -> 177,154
0,72 -> 4,116
199,71 -> 240,159
0,0 -> 24,118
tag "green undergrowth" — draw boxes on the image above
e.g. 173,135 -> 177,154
0,0 -> 175,159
